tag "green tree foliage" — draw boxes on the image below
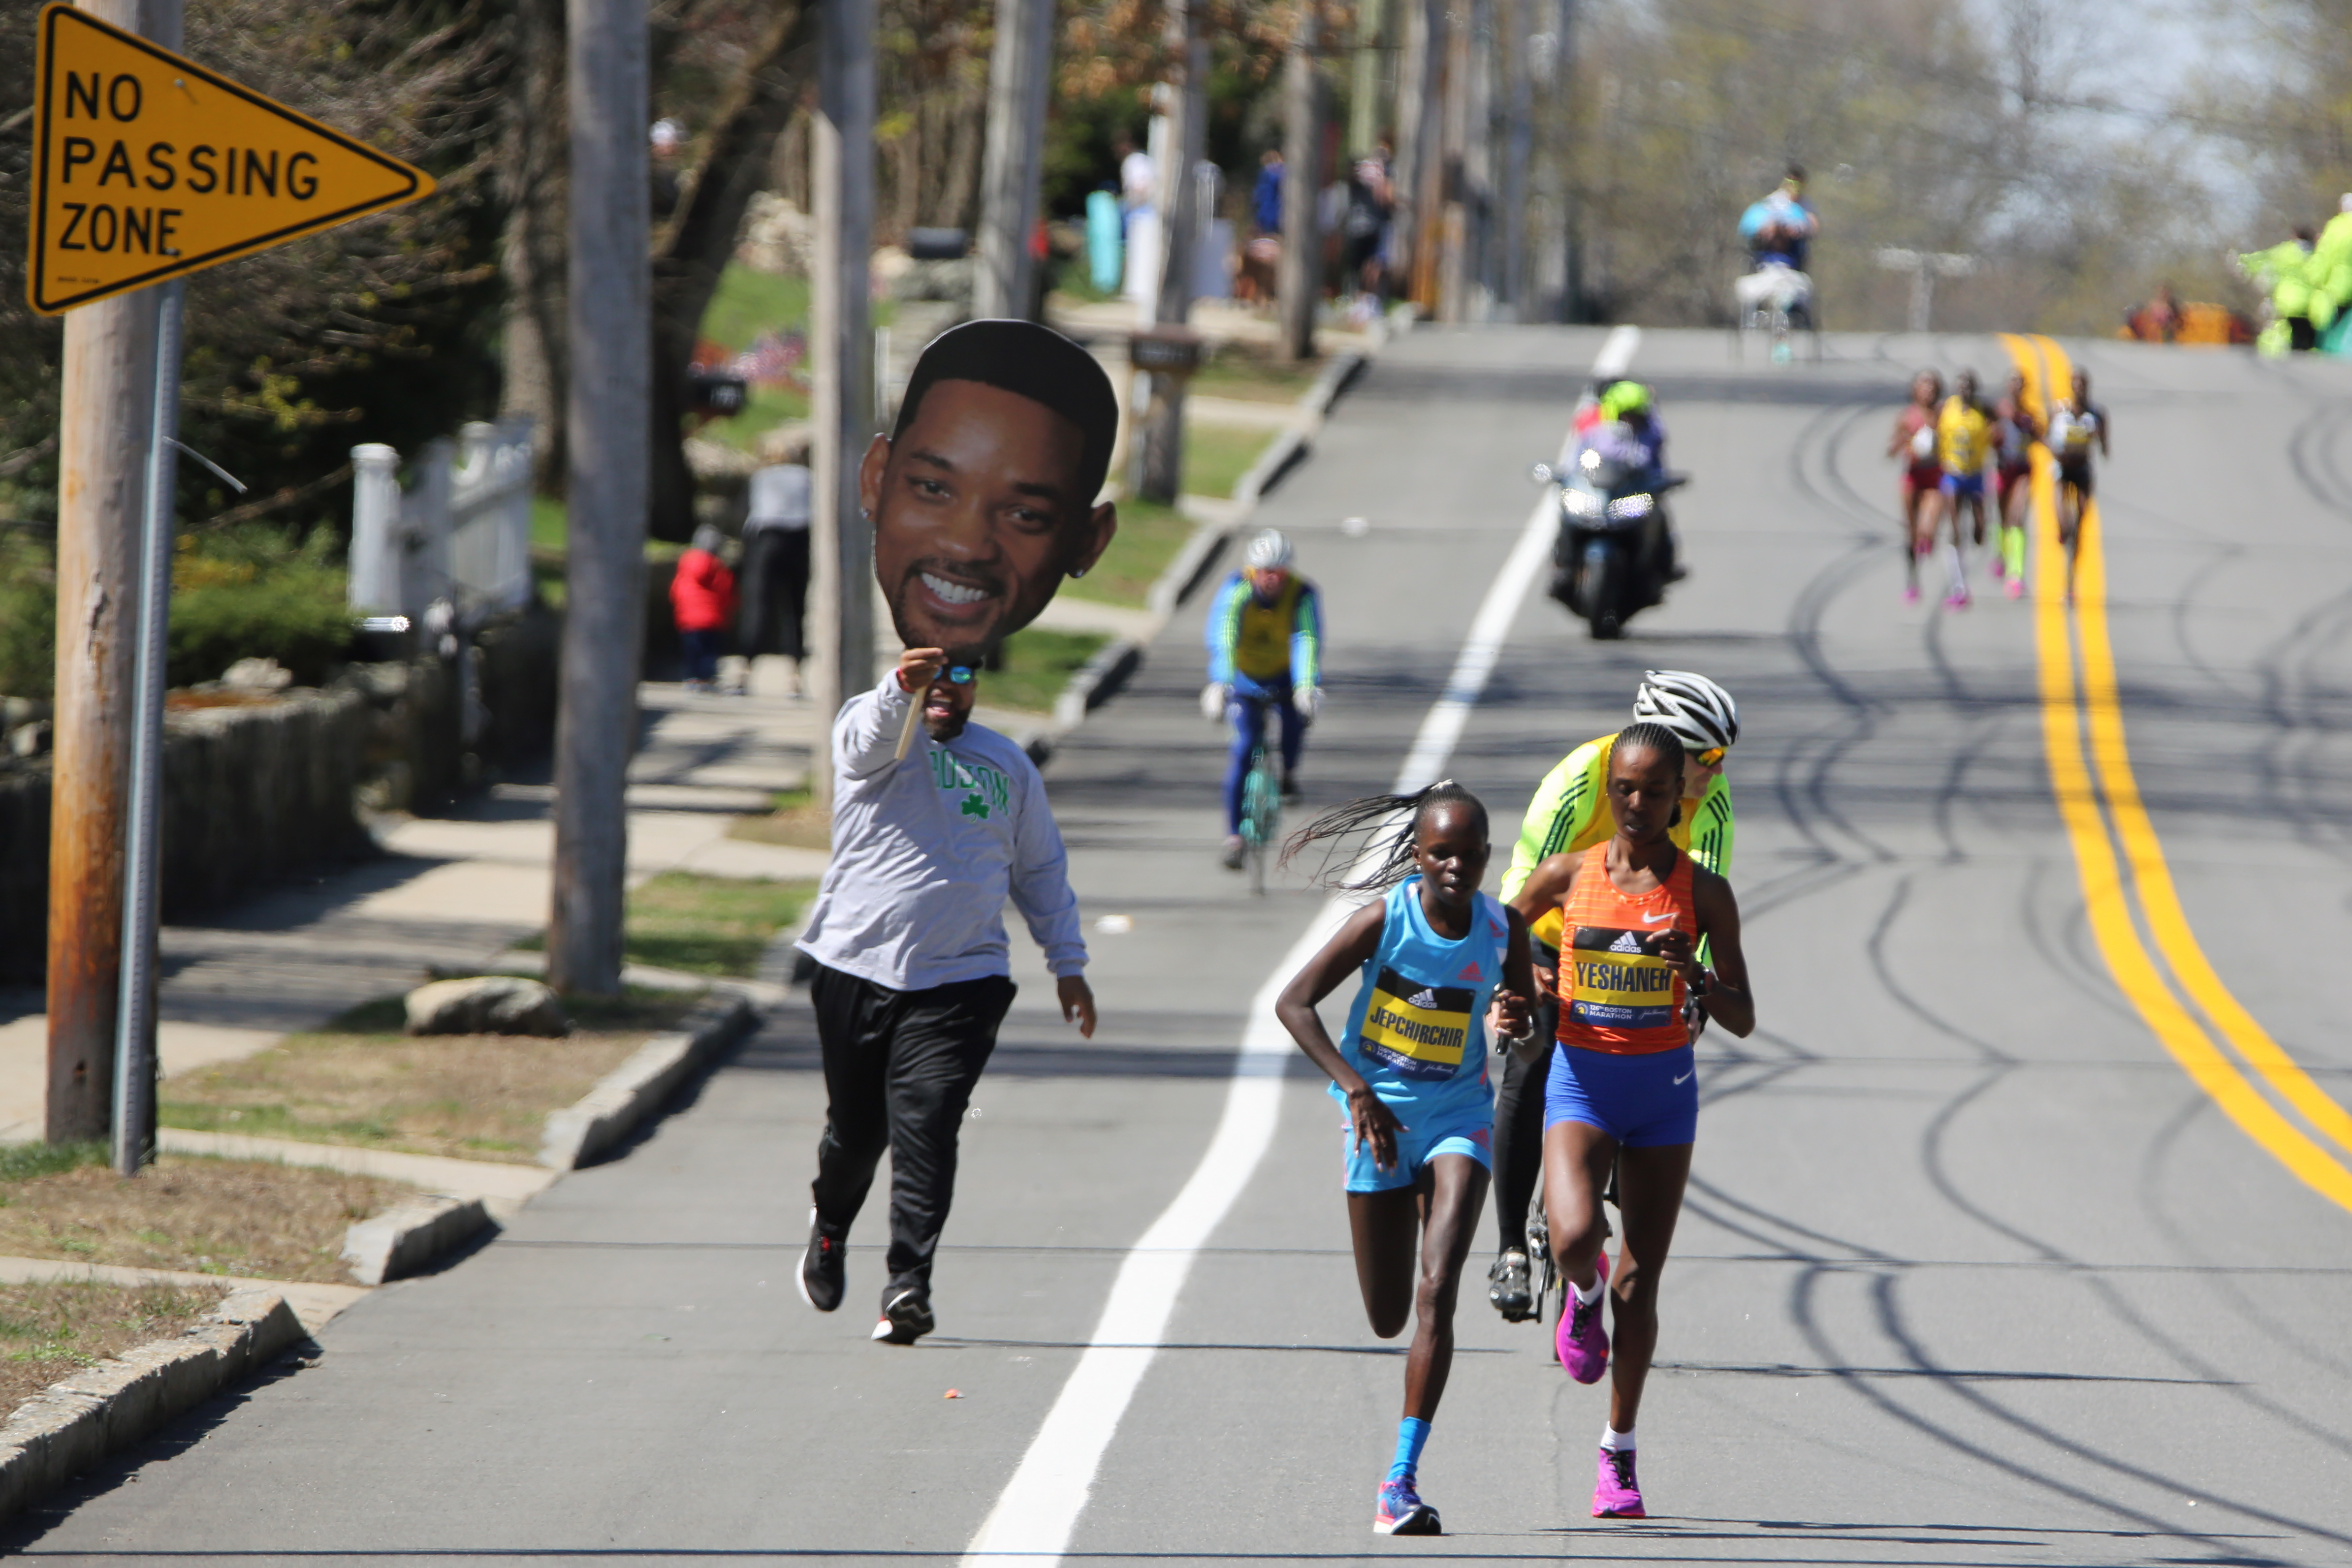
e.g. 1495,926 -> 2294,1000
0,0 -> 509,535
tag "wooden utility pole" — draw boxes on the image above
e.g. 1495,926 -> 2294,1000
809,0 -> 877,798
974,0 -> 1055,321
1533,0 -> 1579,321
1393,0 -> 1444,314
1348,0 -> 1392,158
1435,2 -> 1471,322
1497,0 -> 1532,317
548,0 -> 651,997
1277,0 -> 1322,362
1137,0 -> 1206,503
46,0 -> 170,1144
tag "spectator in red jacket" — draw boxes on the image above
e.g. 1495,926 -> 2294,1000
670,525 -> 738,693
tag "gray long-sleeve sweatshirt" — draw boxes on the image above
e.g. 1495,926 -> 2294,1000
794,671 -> 1087,992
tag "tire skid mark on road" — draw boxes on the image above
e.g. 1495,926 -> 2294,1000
956,324 -> 1644,1568
2138,1091 -> 2352,1400
2005,333 -> 2352,1207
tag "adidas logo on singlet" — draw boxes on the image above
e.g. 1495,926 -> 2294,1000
1407,988 -> 1438,1009
1609,931 -> 1644,954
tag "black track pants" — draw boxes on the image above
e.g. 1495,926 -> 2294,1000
809,964 -> 1016,1299
1492,997 -> 1557,1253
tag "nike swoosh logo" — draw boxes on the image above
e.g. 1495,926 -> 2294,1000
1641,911 -> 1675,923
1672,1069 -> 1694,1085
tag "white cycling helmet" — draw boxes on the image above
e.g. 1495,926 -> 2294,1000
1244,528 -> 1295,570
1632,669 -> 1739,753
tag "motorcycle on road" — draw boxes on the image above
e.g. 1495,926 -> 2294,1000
1531,448 -> 1688,640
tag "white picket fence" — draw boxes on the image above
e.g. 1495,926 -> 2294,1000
350,417 -> 535,621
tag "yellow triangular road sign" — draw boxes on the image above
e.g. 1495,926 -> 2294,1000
27,2 -> 437,315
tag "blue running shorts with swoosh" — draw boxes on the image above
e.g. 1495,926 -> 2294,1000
1544,1043 -> 1698,1147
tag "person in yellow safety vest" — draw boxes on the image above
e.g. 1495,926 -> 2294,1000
2241,228 -> 2325,354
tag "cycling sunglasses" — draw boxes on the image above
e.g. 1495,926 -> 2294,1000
1692,746 -> 1726,768
939,665 -> 975,685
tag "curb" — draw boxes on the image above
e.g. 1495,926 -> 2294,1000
1051,637 -> 1144,730
540,990 -> 756,1171
0,1286 -> 303,1524
340,1194 -> 493,1286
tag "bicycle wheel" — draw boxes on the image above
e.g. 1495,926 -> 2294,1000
1241,744 -> 1281,897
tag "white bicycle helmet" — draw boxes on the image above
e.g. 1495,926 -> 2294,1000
1244,528 -> 1295,570
1631,670 -> 1739,753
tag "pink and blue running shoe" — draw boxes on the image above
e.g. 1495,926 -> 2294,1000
1373,1477 -> 1440,1536
1592,1446 -> 1646,1518
1555,1251 -> 1610,1384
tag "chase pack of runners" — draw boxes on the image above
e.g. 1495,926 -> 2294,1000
1889,364 -> 2108,607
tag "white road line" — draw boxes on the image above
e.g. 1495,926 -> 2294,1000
959,325 -> 1637,1567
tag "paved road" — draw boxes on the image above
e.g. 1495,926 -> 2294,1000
10,326 -> 2352,1566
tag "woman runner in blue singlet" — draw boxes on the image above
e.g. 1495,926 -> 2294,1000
1275,782 -> 1540,1537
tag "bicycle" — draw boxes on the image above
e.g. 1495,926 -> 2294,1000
1238,730 -> 1283,896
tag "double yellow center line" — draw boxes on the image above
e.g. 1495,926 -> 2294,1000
2002,334 -> 2352,1211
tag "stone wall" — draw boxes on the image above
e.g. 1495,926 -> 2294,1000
0,602 -> 562,985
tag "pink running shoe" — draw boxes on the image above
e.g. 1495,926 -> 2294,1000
1990,553 -> 2005,580
1555,1252 -> 1610,1384
2004,577 -> 2025,600
1902,585 -> 1921,605
1944,588 -> 1971,610
1592,1446 -> 1646,1518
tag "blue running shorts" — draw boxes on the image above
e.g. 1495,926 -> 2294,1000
1341,1096 -> 1493,1193
1544,1044 -> 1698,1148
1939,472 -> 1984,499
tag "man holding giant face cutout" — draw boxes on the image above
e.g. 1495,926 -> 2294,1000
795,321 -> 1116,1346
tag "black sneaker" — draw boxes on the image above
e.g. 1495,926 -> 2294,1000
1280,773 -> 1303,801
797,1211 -> 846,1313
872,1285 -> 935,1345
1488,1249 -> 1535,1321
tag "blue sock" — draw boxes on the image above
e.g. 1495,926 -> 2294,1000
1388,1417 -> 1430,1483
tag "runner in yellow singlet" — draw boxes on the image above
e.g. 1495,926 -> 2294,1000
1930,369 -> 1995,609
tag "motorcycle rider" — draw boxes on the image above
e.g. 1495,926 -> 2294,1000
1202,528 -> 1324,869
1573,381 -> 1685,586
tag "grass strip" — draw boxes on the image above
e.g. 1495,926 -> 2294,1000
0,1280 -> 228,1422
0,1151 -> 410,1284
1181,424 -> 1281,501
160,989 -> 699,1164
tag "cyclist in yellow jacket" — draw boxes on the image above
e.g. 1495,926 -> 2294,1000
1486,670 -> 1738,1322
1203,529 -> 1324,869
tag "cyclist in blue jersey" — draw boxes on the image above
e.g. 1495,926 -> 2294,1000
1203,528 -> 1324,869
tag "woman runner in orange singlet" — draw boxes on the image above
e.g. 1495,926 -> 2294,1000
1508,721 -> 1754,1522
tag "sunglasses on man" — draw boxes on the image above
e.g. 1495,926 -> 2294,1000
1692,746 -> 1726,768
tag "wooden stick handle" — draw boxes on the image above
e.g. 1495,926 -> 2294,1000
892,690 -> 924,761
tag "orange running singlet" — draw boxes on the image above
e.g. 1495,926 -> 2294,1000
1555,844 -> 1696,1055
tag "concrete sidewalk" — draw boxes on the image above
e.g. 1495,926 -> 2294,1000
0,677 -> 828,1143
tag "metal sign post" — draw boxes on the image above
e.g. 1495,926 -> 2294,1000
112,278 -> 182,1176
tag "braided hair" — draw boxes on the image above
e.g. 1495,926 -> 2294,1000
1613,720 -> 1686,776
1279,779 -> 1489,894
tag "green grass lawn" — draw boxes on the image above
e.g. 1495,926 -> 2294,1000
983,628 -> 1110,714
1182,424 -> 1281,500
1190,350 -> 1324,404
695,382 -> 813,455
1062,497 -> 1195,610
618,872 -> 819,977
701,266 -> 810,351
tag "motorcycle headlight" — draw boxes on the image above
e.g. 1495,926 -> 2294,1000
1562,488 -> 1599,516
1605,493 -> 1654,521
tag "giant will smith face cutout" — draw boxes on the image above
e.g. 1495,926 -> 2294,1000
861,319 -> 1120,662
